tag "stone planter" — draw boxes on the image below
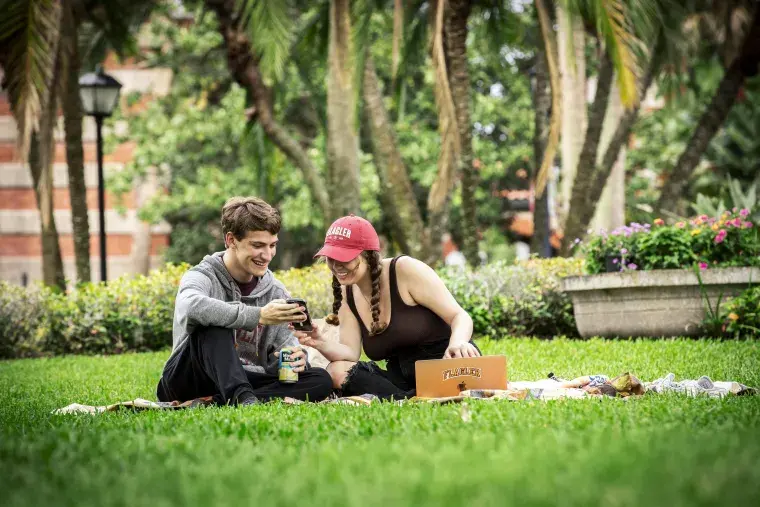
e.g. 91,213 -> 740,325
561,267 -> 760,338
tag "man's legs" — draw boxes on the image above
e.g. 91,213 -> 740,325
156,326 -> 255,405
244,368 -> 333,402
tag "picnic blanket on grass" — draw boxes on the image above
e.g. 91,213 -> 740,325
52,372 -> 756,415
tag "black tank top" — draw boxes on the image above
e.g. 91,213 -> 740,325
346,256 -> 452,361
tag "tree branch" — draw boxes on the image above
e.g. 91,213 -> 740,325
204,0 -> 331,219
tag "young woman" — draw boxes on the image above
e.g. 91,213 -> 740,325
292,214 -> 480,399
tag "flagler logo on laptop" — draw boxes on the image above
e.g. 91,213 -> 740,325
416,355 -> 507,398
442,366 -> 482,381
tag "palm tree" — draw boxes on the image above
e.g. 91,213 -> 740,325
206,0 -> 332,221
61,1 -> 91,284
656,1 -> 760,216
557,1 -> 587,226
362,55 -> 427,257
445,0 -> 478,263
557,0 -> 672,254
530,34 -> 553,257
326,0 -> 361,216
1,0 -> 66,289
1,0 -> 156,286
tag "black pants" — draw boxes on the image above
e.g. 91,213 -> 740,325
156,326 -> 333,404
340,339 -> 481,401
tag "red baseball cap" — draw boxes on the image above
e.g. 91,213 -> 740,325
314,214 -> 380,262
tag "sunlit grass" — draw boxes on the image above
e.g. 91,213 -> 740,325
1,337 -> 759,507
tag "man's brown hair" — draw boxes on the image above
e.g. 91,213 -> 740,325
221,197 -> 281,242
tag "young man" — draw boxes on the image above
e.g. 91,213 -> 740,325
156,197 -> 333,406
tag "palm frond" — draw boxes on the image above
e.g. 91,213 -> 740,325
238,0 -> 295,85
534,0 -> 561,198
593,0 -> 639,108
427,0 -> 461,213
0,0 -> 61,162
477,0 -> 525,55
561,0 -> 646,109
291,0 -> 330,61
78,0 -> 156,70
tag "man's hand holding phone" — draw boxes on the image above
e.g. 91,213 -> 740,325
260,299 -> 307,326
285,298 -> 313,332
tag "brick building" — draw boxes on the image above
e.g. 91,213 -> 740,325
0,36 -> 173,285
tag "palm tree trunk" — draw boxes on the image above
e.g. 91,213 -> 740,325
326,0 -> 361,217
561,54 -> 614,254
426,0 -> 460,263
533,0 -> 561,198
590,74 -> 625,232
30,102 -> 66,290
531,49 -> 551,257
655,64 -> 744,215
204,0 -> 331,221
392,0 -> 403,86
445,0 -> 477,264
656,9 -> 760,216
362,56 -> 427,257
557,2 -> 586,229
62,3 -> 90,283
580,47 -> 661,238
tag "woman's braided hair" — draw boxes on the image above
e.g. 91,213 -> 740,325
325,251 -> 387,336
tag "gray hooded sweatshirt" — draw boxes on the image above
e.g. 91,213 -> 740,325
167,251 -> 301,375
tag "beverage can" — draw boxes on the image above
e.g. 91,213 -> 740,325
278,346 -> 299,383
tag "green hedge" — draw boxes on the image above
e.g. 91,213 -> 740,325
1,264 -> 186,358
0,258 -> 583,359
439,258 -> 584,338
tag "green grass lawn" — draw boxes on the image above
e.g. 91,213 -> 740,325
1,337 -> 759,507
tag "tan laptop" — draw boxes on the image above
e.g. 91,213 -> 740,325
415,355 -> 508,398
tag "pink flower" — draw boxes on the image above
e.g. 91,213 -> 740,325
714,230 -> 727,244
740,208 -> 750,217
653,218 -> 664,226
731,217 -> 743,227
612,258 -> 619,264
621,248 -> 628,254
675,221 -> 685,228
743,221 -> 754,229
699,262 -> 708,271
628,263 -> 638,270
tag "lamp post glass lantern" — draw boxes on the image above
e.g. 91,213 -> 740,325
79,68 -> 122,283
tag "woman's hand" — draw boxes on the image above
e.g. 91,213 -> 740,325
443,342 -> 480,359
289,325 -> 326,350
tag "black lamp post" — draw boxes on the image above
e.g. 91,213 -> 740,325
79,67 -> 122,283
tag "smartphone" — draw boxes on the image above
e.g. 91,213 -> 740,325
286,298 -> 313,332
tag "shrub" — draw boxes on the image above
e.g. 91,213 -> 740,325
579,210 -> 759,274
0,282 -> 50,358
1,264 -> 188,359
719,285 -> 760,339
1,257 -> 583,358
44,264 -> 188,355
439,257 -> 585,338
